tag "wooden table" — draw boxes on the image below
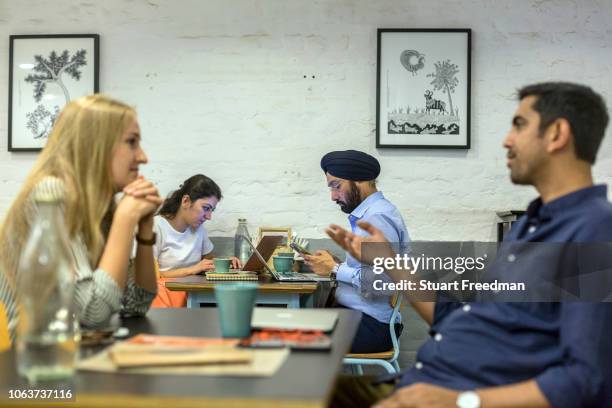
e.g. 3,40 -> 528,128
0,308 -> 361,408
166,274 -> 321,308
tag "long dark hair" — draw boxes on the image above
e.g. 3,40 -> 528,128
159,174 -> 222,219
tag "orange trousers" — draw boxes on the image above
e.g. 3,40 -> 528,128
151,278 -> 187,308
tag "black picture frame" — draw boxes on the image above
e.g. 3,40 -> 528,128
376,29 -> 471,149
8,34 -> 100,152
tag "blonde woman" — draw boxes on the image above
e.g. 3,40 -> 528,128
0,94 -> 162,338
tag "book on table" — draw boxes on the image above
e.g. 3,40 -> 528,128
108,334 -> 253,368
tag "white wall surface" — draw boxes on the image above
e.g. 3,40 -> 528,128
0,0 -> 611,240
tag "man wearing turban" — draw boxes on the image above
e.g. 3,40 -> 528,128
304,149 -> 410,353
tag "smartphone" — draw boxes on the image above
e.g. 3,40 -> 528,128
290,242 -> 311,256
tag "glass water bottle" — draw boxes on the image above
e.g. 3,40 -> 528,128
234,218 -> 253,264
16,191 -> 79,384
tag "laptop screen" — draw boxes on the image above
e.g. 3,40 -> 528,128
242,235 -> 282,272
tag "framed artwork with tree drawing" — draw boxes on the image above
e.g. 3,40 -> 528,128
8,34 -> 99,152
376,29 -> 471,149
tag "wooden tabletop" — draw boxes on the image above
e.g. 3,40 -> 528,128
165,274 -> 319,293
0,308 -> 361,408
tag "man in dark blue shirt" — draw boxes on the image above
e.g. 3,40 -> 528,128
327,82 -> 612,408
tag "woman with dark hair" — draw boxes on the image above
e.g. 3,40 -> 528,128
151,174 -> 241,307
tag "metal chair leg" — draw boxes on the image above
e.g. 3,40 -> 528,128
344,358 -> 397,374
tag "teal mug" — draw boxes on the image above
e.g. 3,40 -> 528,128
214,283 -> 258,338
213,257 -> 231,273
273,256 -> 294,273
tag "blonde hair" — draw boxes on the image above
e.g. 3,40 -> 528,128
0,94 -> 136,283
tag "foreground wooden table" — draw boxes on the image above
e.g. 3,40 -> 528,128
0,308 -> 361,408
166,274 -> 320,308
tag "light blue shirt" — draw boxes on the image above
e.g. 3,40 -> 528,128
335,191 -> 410,323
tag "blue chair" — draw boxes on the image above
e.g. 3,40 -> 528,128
343,293 -> 402,374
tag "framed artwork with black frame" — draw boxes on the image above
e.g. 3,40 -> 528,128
8,34 -> 100,152
376,29 -> 471,149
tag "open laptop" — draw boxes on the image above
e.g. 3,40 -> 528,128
237,235 -> 284,272
243,235 -> 317,282
251,307 -> 338,331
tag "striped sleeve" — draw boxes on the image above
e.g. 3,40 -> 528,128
120,259 -> 156,317
72,243 -> 155,326
74,267 -> 123,328
68,237 -> 122,328
5,176 -> 155,331
0,271 -> 18,342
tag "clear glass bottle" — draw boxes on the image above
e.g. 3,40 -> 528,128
234,218 -> 252,264
16,191 -> 79,384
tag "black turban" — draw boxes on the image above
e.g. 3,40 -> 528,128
320,150 -> 380,181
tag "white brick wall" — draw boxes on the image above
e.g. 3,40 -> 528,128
0,0 -> 611,240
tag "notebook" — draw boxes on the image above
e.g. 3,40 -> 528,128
108,334 -> 250,368
205,271 -> 258,281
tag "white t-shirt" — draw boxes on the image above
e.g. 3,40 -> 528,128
153,216 -> 214,272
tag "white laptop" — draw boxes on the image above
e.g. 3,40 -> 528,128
251,307 -> 339,332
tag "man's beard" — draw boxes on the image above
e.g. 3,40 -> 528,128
337,182 -> 362,214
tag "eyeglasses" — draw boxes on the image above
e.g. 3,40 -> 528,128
328,181 -> 343,191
